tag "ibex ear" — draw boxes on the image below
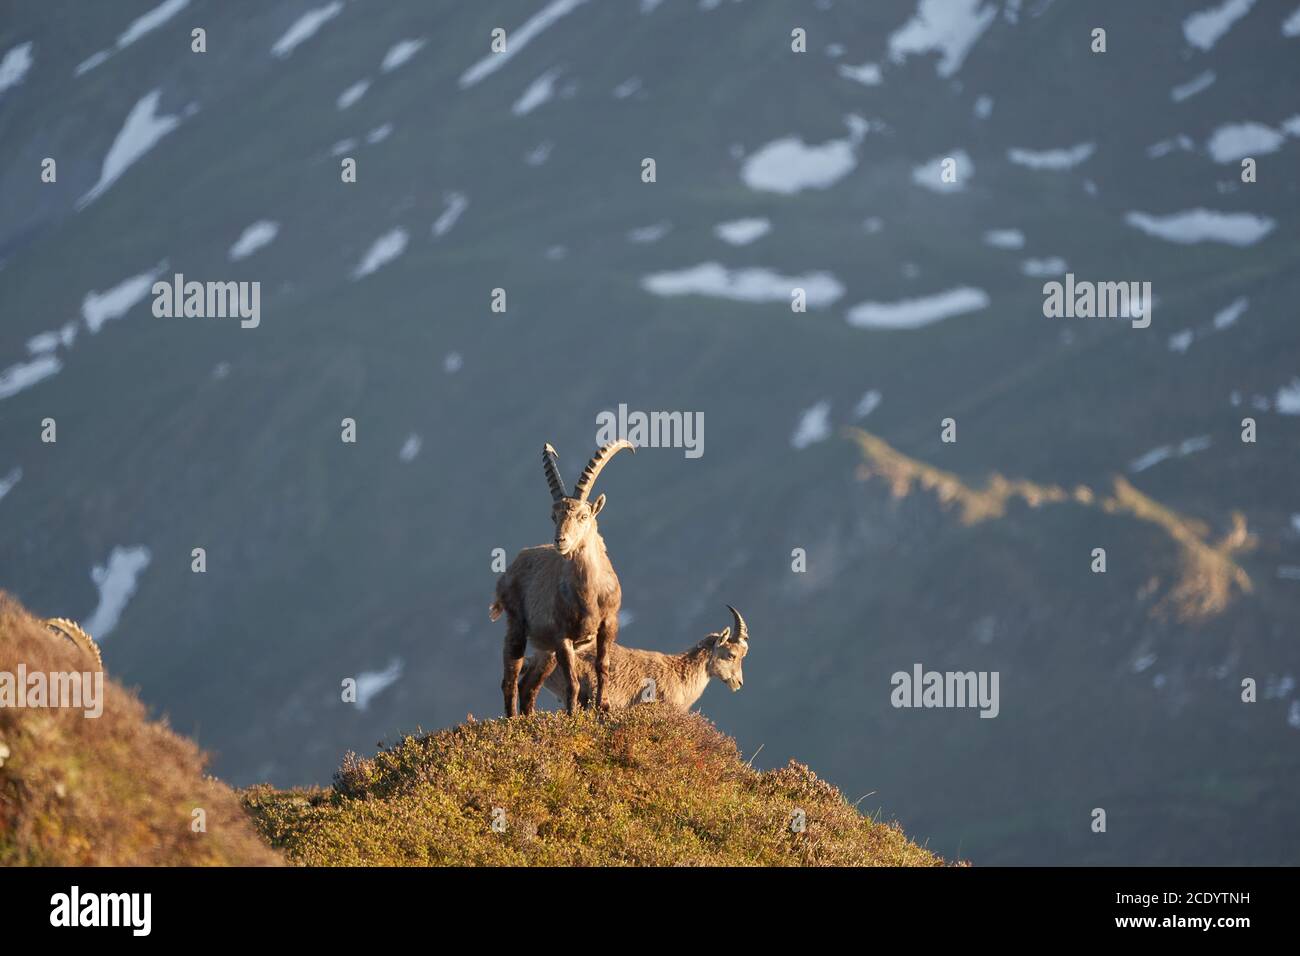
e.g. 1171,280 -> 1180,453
589,493 -> 606,517
715,627 -> 731,644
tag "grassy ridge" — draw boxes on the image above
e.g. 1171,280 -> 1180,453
243,707 -> 944,866
0,592 -> 279,866
1,589 -> 938,867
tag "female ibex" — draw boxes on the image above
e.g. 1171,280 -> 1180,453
520,605 -> 749,713
490,440 -> 634,716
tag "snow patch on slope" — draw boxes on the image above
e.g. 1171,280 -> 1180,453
847,288 -> 990,329
641,263 -> 843,307
1125,209 -> 1274,246
459,0 -> 588,88
228,221 -> 280,261
78,90 -> 186,209
0,42 -> 35,96
272,2 -> 344,58
85,546 -> 153,641
888,0 -> 997,77
352,229 -> 409,279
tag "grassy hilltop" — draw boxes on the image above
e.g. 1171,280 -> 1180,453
1,592 -> 937,866
243,706 -> 943,867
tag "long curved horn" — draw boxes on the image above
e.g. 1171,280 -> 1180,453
542,443 -> 567,501
573,439 -> 635,501
726,604 -> 749,643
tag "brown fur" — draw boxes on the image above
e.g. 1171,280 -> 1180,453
492,532 -> 622,715
491,442 -> 634,716
520,607 -> 749,712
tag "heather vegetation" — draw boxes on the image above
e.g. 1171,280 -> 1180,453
243,707 -> 942,866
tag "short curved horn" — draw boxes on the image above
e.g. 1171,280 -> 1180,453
726,605 -> 748,643
573,439 -> 635,501
542,443 -> 567,501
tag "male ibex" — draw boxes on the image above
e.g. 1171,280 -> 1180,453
520,605 -> 749,713
490,440 -> 634,716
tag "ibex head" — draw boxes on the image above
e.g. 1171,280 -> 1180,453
542,440 -> 635,556
708,605 -> 750,691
